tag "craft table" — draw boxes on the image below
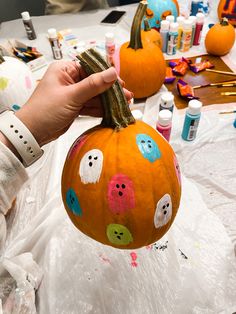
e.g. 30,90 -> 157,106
0,4 -> 236,313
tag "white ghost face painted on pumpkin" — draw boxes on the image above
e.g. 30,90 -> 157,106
154,194 -> 172,228
79,149 -> 103,184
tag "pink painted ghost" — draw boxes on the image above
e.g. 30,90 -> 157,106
108,174 -> 135,214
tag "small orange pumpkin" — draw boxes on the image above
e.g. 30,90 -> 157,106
142,17 -> 162,49
205,18 -> 235,56
61,49 -> 181,250
218,0 -> 236,26
119,1 -> 166,99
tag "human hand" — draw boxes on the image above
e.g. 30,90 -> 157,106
15,60 -> 133,147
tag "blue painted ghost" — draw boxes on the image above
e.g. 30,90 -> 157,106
66,188 -> 82,216
136,134 -> 161,162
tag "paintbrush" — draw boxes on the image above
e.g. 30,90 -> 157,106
219,110 -> 236,114
221,92 -> 236,96
206,69 -> 236,76
193,80 -> 236,89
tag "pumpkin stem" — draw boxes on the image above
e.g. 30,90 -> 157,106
0,55 -> 5,64
143,17 -> 151,32
77,48 -> 135,130
128,1 -> 148,50
221,17 -> 229,26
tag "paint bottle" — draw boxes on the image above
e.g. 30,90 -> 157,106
159,92 -> 175,112
193,12 -> 204,46
167,22 -> 179,55
180,20 -> 192,52
188,16 -> 197,47
190,0 -> 201,15
105,32 -> 115,66
181,99 -> 202,141
176,16 -> 185,50
233,117 -> 236,128
156,110 -> 172,142
48,28 -> 63,60
160,20 -> 170,53
166,15 -> 175,23
21,11 -> 37,40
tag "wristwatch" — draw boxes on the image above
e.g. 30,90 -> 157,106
0,110 -> 44,167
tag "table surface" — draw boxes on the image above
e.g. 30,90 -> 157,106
1,5 -> 236,313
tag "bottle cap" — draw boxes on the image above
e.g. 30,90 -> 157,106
161,92 -> 174,108
176,16 -> 185,25
169,22 -> 179,33
188,100 -> 202,115
21,11 -> 30,20
131,109 -> 143,121
196,12 -> 205,23
166,15 -> 175,23
160,20 -> 170,31
158,110 -> 172,126
183,19 -> 193,30
189,15 -> 197,24
105,32 -> 114,43
48,28 -> 57,39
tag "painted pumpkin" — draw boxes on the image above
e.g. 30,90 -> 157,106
0,56 -> 36,113
61,49 -> 181,250
218,0 -> 236,26
205,18 -> 235,56
142,17 -> 162,48
145,0 -> 179,30
118,1 -> 166,99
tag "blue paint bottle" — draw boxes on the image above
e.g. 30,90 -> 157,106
160,20 -> 170,53
167,22 -> 179,55
191,0 -> 202,16
181,100 -> 202,141
233,118 -> 236,128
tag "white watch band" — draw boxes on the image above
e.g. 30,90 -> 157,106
0,110 -> 44,167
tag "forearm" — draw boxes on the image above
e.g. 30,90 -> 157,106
0,133 -> 28,215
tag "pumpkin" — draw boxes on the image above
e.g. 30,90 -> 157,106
205,18 -> 235,56
145,0 -> 179,30
0,55 -> 36,113
118,1 -> 166,99
218,0 -> 236,26
142,17 -> 163,49
61,48 -> 181,250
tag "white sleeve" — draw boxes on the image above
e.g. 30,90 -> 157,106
0,141 -> 28,215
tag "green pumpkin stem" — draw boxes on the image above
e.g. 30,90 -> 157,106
0,55 -> 5,64
221,17 -> 229,26
77,48 -> 135,130
128,1 -> 148,50
143,17 -> 151,32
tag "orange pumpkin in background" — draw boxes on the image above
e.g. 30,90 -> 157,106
61,49 -> 181,250
118,1 -> 166,99
218,0 -> 236,26
142,17 -> 163,48
205,18 -> 235,56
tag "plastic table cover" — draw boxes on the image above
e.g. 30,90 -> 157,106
0,2 -> 236,313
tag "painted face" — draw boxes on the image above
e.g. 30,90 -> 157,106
145,8 -> 154,18
136,134 -> 161,162
68,135 -> 87,159
108,174 -> 135,213
79,149 -> 103,184
174,156 -> 181,186
154,194 -> 172,228
106,224 -> 133,245
66,188 -> 82,216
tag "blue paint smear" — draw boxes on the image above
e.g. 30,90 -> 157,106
136,134 -> 161,162
66,188 -> 82,216
12,104 -> 21,111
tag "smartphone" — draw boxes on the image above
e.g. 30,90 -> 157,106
100,10 -> 126,24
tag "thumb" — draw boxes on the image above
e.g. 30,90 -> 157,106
68,67 -> 118,105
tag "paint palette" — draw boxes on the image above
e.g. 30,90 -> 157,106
165,54 -> 236,108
